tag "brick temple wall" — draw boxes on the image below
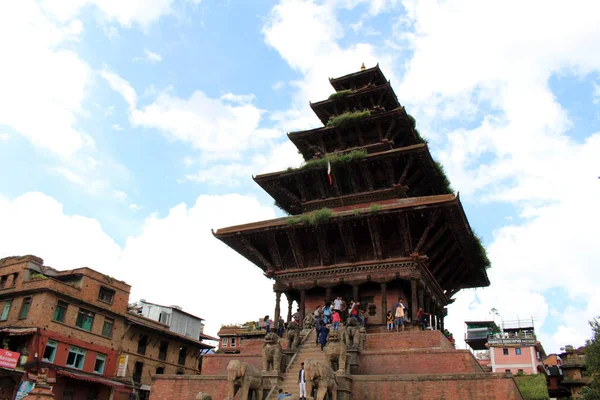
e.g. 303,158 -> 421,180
201,353 -> 262,375
150,375 -> 229,400
364,330 -> 455,351
352,374 -> 523,400
358,349 -> 483,375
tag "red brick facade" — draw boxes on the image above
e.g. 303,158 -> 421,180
0,255 -> 213,399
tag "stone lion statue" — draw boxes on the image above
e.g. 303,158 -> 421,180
262,331 -> 283,372
226,360 -> 261,400
195,393 -> 212,400
304,359 -> 338,400
343,317 -> 360,348
303,313 -> 315,330
286,320 -> 300,350
324,330 -> 347,373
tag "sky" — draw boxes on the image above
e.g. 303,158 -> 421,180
0,0 -> 599,354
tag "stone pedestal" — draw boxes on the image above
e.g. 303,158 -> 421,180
281,349 -> 297,371
261,371 -> 284,399
335,371 -> 353,400
347,348 -> 360,375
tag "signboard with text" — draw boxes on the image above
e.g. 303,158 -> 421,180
488,338 -> 536,346
117,354 -> 129,377
0,349 -> 20,369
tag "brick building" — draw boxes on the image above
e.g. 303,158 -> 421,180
0,255 -> 214,400
216,323 -> 266,354
543,346 -> 589,398
465,319 -> 546,375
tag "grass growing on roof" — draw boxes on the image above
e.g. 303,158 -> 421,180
297,150 -> 368,171
369,204 -> 383,213
407,114 -> 426,144
274,201 -> 290,216
328,89 -> 353,100
326,110 -> 371,127
473,231 -> 492,269
514,374 -> 550,400
433,161 -> 455,195
285,208 -> 333,226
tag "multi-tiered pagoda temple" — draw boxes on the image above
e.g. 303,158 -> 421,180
214,64 -> 490,328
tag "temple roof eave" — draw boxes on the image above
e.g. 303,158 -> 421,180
214,194 -> 457,236
329,64 -> 387,91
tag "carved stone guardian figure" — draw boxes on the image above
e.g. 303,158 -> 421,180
226,360 -> 262,400
303,313 -> 315,330
262,331 -> 283,372
343,317 -> 361,349
304,359 -> 338,400
286,320 -> 301,349
324,330 -> 347,372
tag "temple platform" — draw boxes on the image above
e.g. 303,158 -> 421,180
150,330 -> 523,400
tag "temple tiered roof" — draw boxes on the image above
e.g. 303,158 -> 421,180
214,64 -> 490,309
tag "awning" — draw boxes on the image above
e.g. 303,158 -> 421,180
56,369 -> 125,388
0,328 -> 37,336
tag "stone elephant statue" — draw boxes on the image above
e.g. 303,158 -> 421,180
304,359 -> 337,400
287,321 -> 300,349
343,317 -> 360,348
262,332 -> 283,372
324,330 -> 347,373
226,360 -> 262,400
303,313 -> 315,330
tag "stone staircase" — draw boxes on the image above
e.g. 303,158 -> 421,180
269,329 -> 329,399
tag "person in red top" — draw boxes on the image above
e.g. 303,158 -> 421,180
332,311 -> 341,331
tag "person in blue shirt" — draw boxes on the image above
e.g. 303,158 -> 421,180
277,389 -> 292,399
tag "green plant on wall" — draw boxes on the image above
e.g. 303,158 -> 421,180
293,149 -> 368,172
285,208 -> 333,226
326,110 -> 371,128
328,89 -> 352,100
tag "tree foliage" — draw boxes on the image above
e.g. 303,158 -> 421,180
583,317 -> 600,399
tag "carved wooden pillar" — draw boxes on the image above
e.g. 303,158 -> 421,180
274,291 -> 282,327
325,287 -> 333,301
410,279 -> 418,322
418,283 -> 424,311
352,285 -> 360,302
380,283 -> 387,324
285,292 -> 293,322
299,289 -> 306,324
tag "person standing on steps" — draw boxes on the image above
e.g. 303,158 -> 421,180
298,362 -> 307,400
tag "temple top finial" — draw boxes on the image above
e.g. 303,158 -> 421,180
360,63 -> 366,71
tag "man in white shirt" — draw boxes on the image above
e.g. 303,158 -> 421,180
298,362 -> 306,400
333,297 -> 342,313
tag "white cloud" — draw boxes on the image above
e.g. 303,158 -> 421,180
0,191 -> 279,337
134,49 -> 163,63
262,0 -> 398,131
128,203 -> 144,211
0,1 -> 90,157
39,0 -> 174,28
100,68 -> 137,110
112,124 -> 124,131
0,133 -> 10,141
104,106 -> 116,116
395,0 -> 600,353
220,93 -> 256,104
113,190 -> 128,202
